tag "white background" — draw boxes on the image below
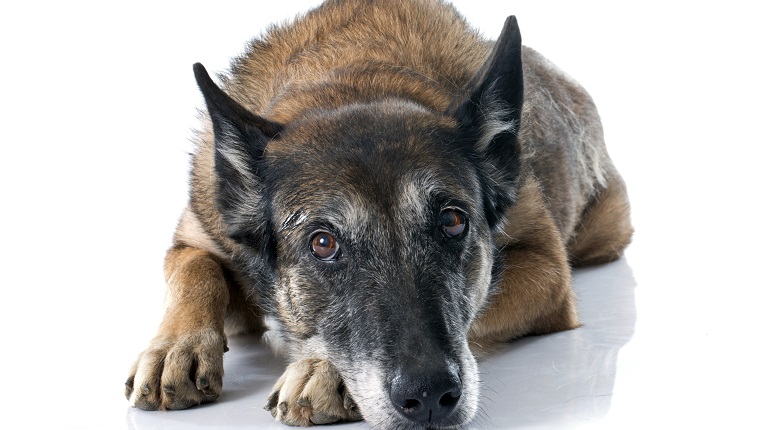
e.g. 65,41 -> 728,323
1,1 -> 759,429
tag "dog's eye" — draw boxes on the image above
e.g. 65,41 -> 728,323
441,208 -> 467,238
310,231 -> 341,261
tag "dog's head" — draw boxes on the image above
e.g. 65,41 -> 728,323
195,16 -> 523,430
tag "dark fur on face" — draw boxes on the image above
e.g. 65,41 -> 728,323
127,1 -> 632,428
265,104 -> 495,427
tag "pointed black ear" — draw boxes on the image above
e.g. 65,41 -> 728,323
193,62 -> 282,182
448,16 -> 523,228
193,63 -> 283,246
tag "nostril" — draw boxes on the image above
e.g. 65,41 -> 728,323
402,398 -> 421,413
439,390 -> 460,408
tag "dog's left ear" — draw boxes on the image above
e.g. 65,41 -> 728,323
448,16 -> 523,228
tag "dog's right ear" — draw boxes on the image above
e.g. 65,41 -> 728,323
193,63 -> 283,246
447,16 -> 523,229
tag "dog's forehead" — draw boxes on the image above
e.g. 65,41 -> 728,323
267,100 -> 457,156
268,102 -> 478,231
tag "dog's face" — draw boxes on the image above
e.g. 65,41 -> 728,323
264,102 -> 494,427
194,16 -> 523,430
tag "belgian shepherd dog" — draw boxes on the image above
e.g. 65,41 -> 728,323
125,0 -> 632,428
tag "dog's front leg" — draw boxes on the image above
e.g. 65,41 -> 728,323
125,245 -> 229,410
264,358 -> 362,426
470,178 -> 581,348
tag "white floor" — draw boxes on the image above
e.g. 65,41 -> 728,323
2,1 -> 759,429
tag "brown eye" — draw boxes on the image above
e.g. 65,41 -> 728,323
310,231 -> 341,261
441,209 -> 467,238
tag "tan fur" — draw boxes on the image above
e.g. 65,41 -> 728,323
469,177 -> 579,352
265,358 -> 362,425
174,208 -> 226,258
568,173 -> 633,266
127,246 -> 229,410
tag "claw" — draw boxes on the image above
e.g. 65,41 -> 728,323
196,377 -> 209,390
310,412 -> 340,425
264,391 -> 279,411
125,376 -> 135,398
344,395 -> 357,412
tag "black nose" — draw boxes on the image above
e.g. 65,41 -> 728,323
390,368 -> 462,424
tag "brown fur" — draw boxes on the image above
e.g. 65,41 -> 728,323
469,178 -> 578,351
568,174 -> 633,266
126,0 -> 632,424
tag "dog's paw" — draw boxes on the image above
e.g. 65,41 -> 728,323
265,358 -> 362,426
125,327 -> 226,410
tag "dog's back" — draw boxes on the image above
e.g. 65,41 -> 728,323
225,0 -> 487,118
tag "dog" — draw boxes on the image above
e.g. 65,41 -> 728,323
125,0 -> 632,428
